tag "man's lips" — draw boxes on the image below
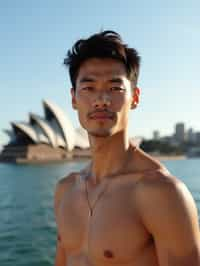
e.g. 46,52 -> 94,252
88,110 -> 115,120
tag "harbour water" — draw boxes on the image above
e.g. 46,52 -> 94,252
0,158 -> 200,266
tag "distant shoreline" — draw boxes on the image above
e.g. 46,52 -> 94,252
152,155 -> 186,161
0,154 -> 190,164
0,144 -> 197,164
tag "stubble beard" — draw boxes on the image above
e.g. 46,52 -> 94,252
87,125 -> 114,138
87,119 -> 117,138
79,112 -> 118,138
88,131 -> 112,138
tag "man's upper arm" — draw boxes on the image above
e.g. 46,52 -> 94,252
54,173 -> 76,223
54,174 -> 76,266
138,173 -> 200,266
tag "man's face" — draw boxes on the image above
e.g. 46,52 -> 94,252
71,58 -> 138,138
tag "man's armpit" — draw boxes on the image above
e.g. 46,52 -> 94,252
57,233 -> 61,242
56,232 -> 66,250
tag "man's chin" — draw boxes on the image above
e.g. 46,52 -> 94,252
88,130 -> 113,138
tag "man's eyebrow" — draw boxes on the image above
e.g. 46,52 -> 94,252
79,77 -> 95,83
109,78 -> 123,83
79,77 -> 123,83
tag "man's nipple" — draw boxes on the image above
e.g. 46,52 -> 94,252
104,250 -> 114,258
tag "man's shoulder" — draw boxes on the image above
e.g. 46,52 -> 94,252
131,149 -> 190,207
56,172 -> 77,190
54,162 -> 91,204
133,148 -> 179,189
135,164 -> 197,227
54,172 -> 79,211
136,163 -> 184,200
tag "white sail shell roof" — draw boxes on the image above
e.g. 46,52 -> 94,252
43,100 -> 75,151
75,128 -> 89,148
29,113 -> 57,147
31,125 -> 49,144
11,122 -> 38,143
5,99 -> 90,151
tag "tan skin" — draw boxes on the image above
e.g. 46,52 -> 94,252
54,58 -> 200,266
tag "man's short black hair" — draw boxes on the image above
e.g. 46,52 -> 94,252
64,30 -> 141,89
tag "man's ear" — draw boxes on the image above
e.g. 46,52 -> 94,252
71,88 -> 77,109
131,87 -> 140,109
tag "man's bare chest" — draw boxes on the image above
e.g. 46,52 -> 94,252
57,177 -> 151,263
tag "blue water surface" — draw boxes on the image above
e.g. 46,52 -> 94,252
0,158 -> 199,266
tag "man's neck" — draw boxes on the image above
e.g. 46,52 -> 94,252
88,130 -> 132,184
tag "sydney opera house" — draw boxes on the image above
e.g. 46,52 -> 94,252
0,100 -> 90,163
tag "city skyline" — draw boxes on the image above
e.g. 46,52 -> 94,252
2,97 -> 199,147
152,122 -> 200,142
0,1 -> 199,148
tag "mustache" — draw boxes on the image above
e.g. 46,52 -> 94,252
87,109 -> 116,119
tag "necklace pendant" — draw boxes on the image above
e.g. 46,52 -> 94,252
90,209 -> 93,216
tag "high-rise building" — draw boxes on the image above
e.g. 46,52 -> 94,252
196,132 -> 200,145
153,130 -> 160,140
174,123 -> 185,143
187,128 -> 196,143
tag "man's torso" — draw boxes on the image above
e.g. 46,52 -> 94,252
56,169 -> 162,266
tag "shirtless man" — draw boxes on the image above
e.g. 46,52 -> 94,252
54,31 -> 200,266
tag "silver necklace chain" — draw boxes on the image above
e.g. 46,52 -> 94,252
85,177 -> 110,216
83,145 -> 137,216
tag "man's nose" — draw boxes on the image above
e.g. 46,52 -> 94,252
92,92 -> 111,108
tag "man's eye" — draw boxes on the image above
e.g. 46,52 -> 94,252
82,87 -> 94,91
110,87 -> 124,92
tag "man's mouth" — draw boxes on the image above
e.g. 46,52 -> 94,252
88,110 -> 115,120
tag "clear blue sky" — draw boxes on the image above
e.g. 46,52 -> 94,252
0,0 -> 199,147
